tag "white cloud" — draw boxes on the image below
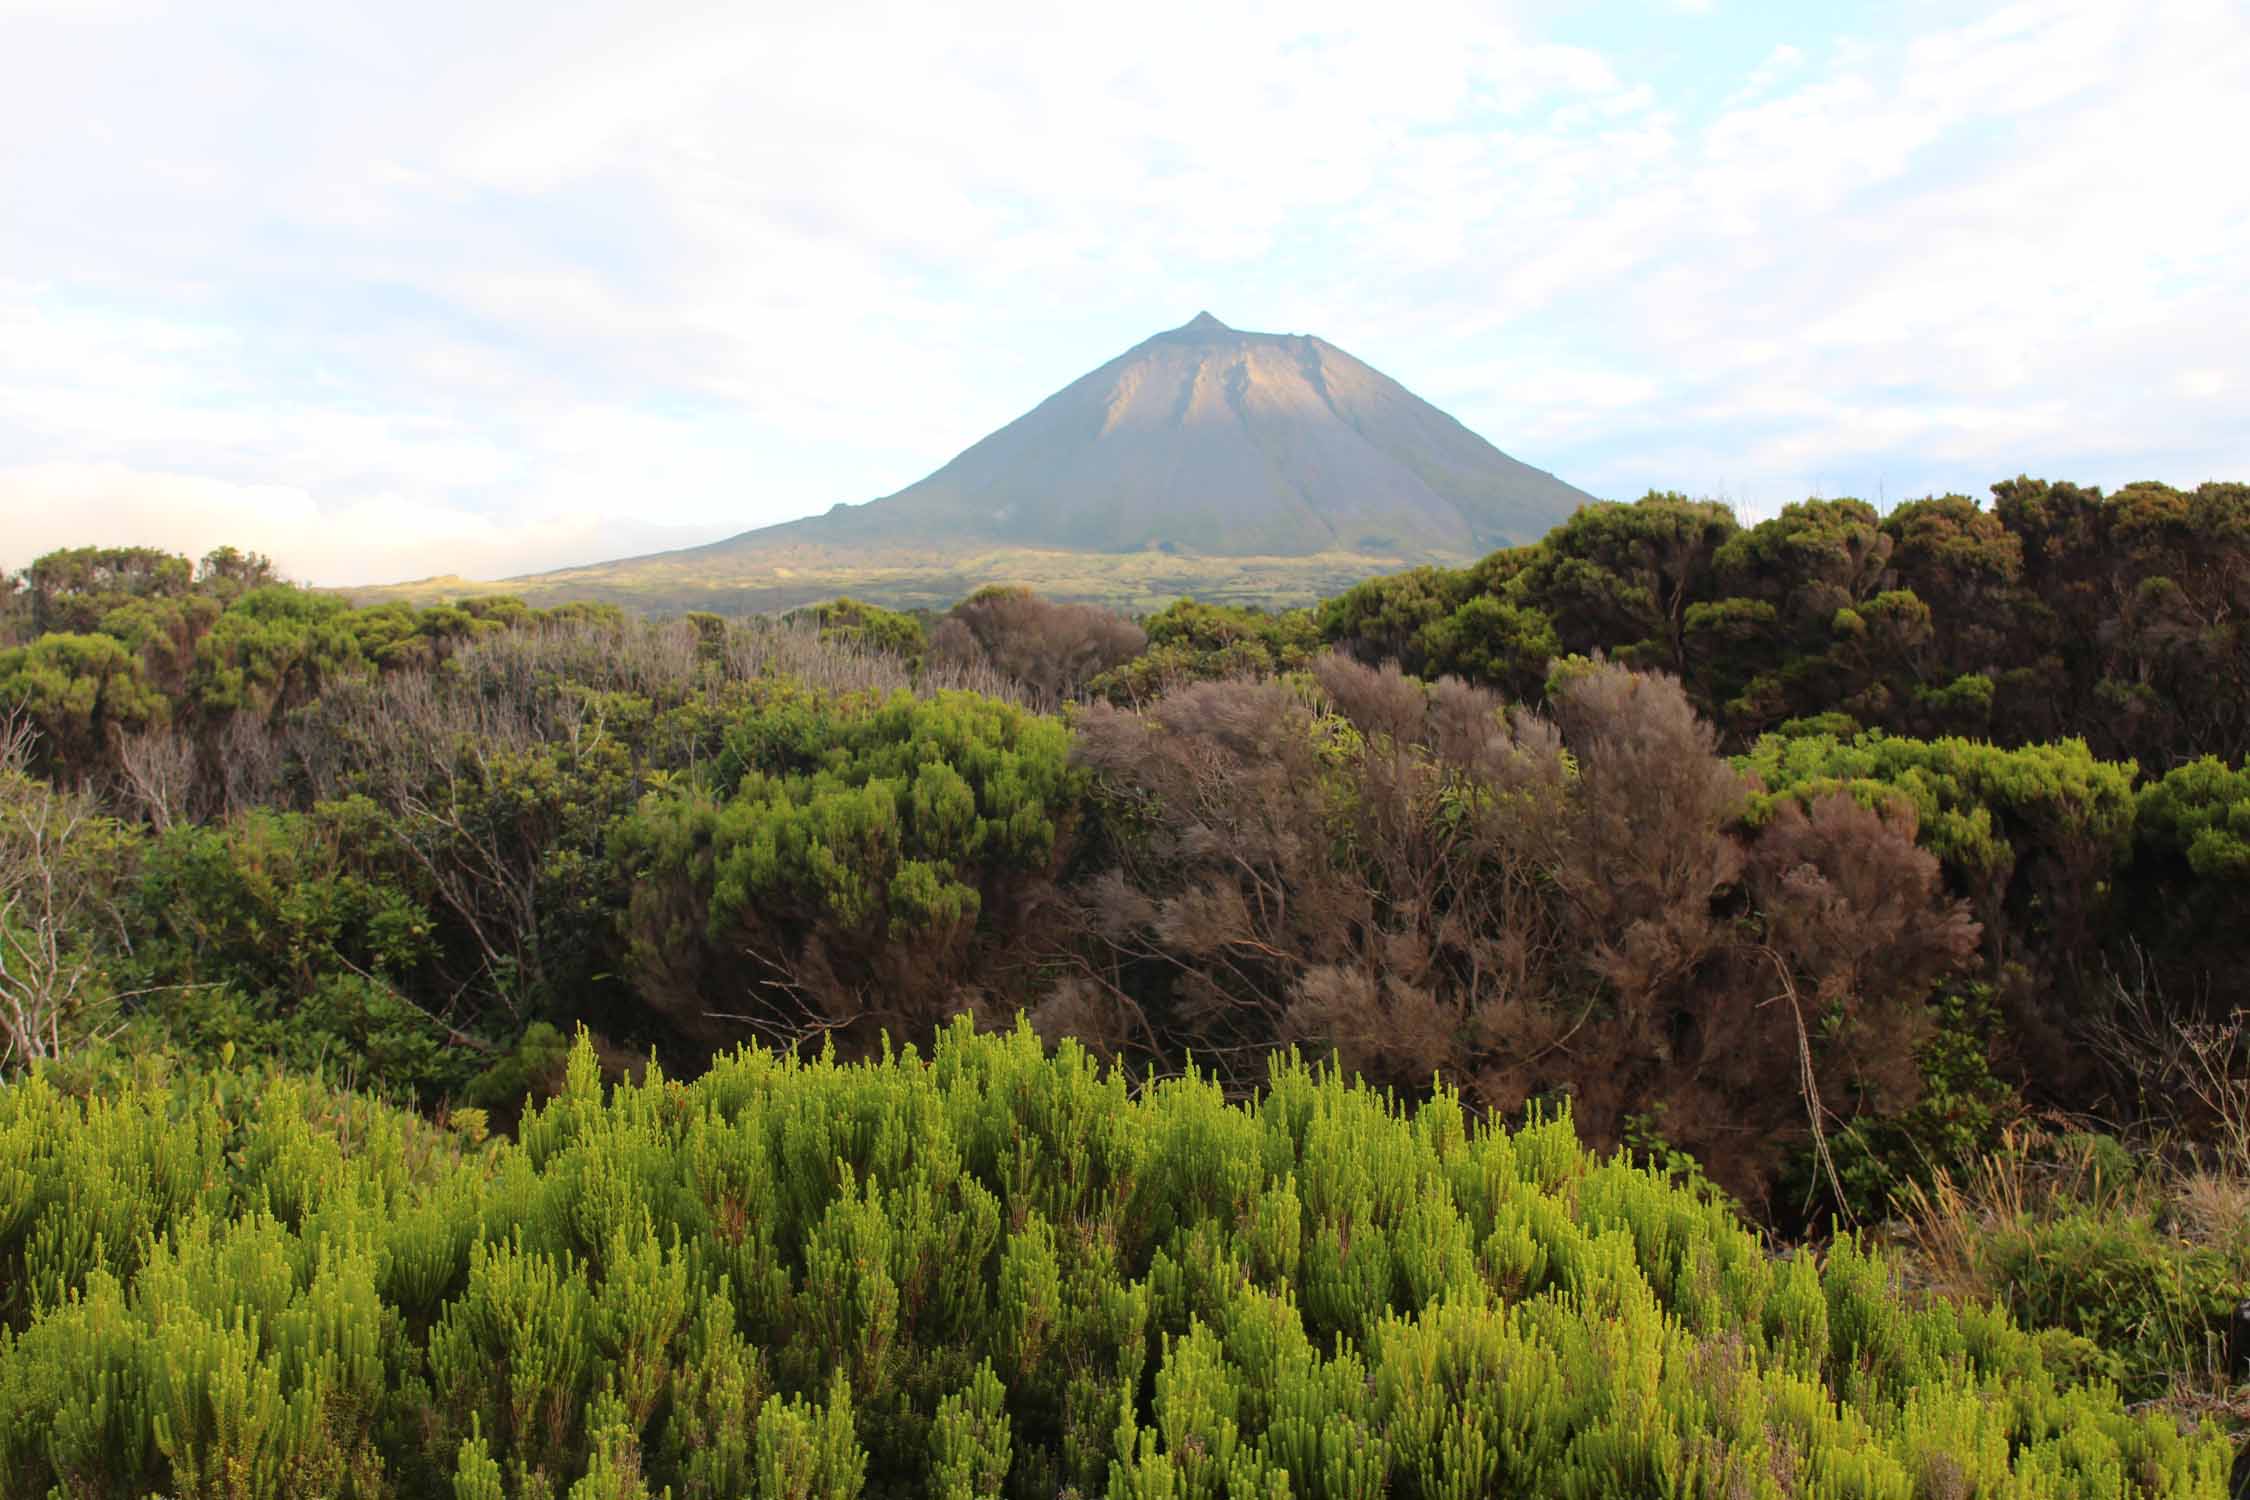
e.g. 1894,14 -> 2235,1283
0,464 -> 723,587
0,0 -> 2244,571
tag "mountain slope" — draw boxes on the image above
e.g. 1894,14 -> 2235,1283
721,311 -> 1588,559
354,314 -> 1594,614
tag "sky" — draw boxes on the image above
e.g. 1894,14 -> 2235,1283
2,0 -> 2245,586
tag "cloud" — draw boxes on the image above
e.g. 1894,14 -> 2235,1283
0,0 -> 2244,573
1387,0 -> 2250,509
0,463 -> 723,587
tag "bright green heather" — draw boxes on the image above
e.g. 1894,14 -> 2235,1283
0,1023 -> 2227,1499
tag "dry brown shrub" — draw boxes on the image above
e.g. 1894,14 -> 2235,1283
931,589 -> 1146,707
1062,653 -> 1984,1207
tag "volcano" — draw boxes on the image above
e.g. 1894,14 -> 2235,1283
718,311 -> 1588,559
358,315 -> 1594,614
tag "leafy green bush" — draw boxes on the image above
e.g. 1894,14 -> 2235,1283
1739,732 -> 2139,921
0,631 -> 170,776
1740,729 -> 2140,1087
1789,986 -> 2023,1227
615,688 -> 1079,1050
1091,600 -> 1320,702
2124,756 -> 2250,1022
0,767 -> 145,1066
1897,1131 -> 2250,1406
130,805 -> 440,997
0,1023 -> 2225,1499
144,974 -> 487,1105
117,805 -> 520,1102
2140,757 -> 2250,880
794,596 -> 929,664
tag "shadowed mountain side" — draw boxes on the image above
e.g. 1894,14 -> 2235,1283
349,314 -> 1593,614
706,311 -> 1590,559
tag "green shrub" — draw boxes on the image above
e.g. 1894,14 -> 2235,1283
796,597 -> 928,664
130,806 -> 441,999
0,1023 -> 2226,1498
1898,1131 -> 2250,1406
615,688 -> 1079,1050
1739,729 -> 2140,1084
1792,986 -> 2023,1226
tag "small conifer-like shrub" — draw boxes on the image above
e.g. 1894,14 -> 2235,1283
0,1023 -> 2230,1498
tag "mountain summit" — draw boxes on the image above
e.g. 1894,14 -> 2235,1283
717,313 -> 1591,560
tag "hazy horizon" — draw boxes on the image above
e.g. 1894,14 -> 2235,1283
4,0 -> 2245,585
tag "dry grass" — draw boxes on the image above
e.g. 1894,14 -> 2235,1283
1890,1125 -> 2117,1300
2174,1170 -> 2250,1252
1889,1118 -> 2250,1434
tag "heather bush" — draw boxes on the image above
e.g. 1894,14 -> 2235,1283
615,687 -> 1078,1053
1063,656 -> 1979,1207
930,587 -> 1146,706
0,1023 -> 2225,1499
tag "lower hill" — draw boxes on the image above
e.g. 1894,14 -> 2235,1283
348,541 -> 1436,616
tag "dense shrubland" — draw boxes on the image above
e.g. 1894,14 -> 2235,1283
1319,480 -> 2250,768
0,1025 -> 2230,1498
1051,655 -> 1978,1209
7,480 -> 2250,1493
6,516 -> 2249,1192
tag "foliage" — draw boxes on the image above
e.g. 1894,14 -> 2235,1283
791,597 -> 929,664
2122,758 -> 2250,1024
1739,730 -> 2139,1085
0,1024 -> 2225,1499
2139,757 -> 2250,880
1794,986 -> 2024,1227
0,766 -> 143,1066
13,517 -> 2250,1251
1739,732 -> 2137,926
615,686 -> 1079,1050
930,587 -> 1146,706
22,545 -> 198,635
130,805 -> 441,999
1315,479 -> 2250,775
1315,565 -> 1470,675
1063,656 -> 1978,1207
0,632 -> 171,778
1089,600 -> 1319,703
1896,1129 -> 2250,1406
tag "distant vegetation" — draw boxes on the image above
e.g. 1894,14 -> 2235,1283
342,540 -> 1431,619
7,475 -> 2250,1495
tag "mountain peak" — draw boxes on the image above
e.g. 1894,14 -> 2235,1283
1158,310 -> 1235,341
681,315 -> 1592,562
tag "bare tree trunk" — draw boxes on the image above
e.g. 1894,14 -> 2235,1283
115,725 -> 196,831
0,772 -> 124,1069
